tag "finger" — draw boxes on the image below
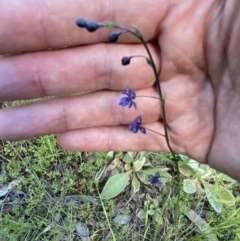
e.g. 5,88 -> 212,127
57,122 -> 170,152
0,88 -> 161,141
0,0 -> 167,54
0,43 -> 159,101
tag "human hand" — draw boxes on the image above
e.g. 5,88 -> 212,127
0,0 -> 239,181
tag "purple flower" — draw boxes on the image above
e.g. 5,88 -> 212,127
119,87 -> 137,109
129,116 -> 146,134
148,172 -> 162,186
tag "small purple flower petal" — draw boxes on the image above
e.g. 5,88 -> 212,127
129,123 -> 137,132
155,180 -> 162,186
125,86 -> 135,97
148,175 -> 154,182
139,127 -> 146,134
129,122 -> 138,133
119,87 -> 137,109
119,97 -> 130,106
137,116 -> 142,124
155,172 -> 160,178
129,116 -> 146,134
132,101 -> 137,110
148,172 -> 162,186
128,101 -> 133,108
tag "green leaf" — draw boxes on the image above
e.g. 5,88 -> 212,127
100,170 -> 132,199
137,209 -> 147,219
107,151 -> 114,159
183,179 -> 196,194
200,169 -> 214,179
94,165 -> 107,182
139,151 -> 151,159
180,161 -> 213,178
197,164 -> 214,178
216,173 -> 237,183
217,187 -> 235,206
187,160 -> 214,178
147,209 -> 155,216
123,152 -> 136,163
0,185 -> 9,197
113,214 -> 132,225
137,172 -> 148,185
114,152 -> 123,158
195,180 -> 205,195
124,163 -> 132,171
179,162 -> 195,177
208,196 -> 222,214
133,157 -> 146,172
152,208 -> 162,224
187,159 -> 200,170
131,174 -> 140,194
146,193 -> 153,203
107,158 -> 121,171
202,180 -> 222,213
153,198 -> 159,208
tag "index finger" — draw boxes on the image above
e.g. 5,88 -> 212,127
0,0 -> 167,54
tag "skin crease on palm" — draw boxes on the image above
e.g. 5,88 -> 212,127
0,0 -> 239,181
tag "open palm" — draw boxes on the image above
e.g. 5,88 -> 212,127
0,0 -> 239,180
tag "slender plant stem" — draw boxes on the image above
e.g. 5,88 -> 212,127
117,24 -> 182,219
128,55 -> 149,59
106,21 -> 182,219
144,127 -> 165,137
96,182 -> 116,241
137,31 -> 181,220
136,95 -> 160,100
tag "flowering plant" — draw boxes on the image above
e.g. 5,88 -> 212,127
76,17 -> 182,218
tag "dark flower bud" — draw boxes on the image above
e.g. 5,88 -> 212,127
121,56 -> 131,66
108,31 -> 121,42
76,17 -> 87,28
86,20 -> 101,32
